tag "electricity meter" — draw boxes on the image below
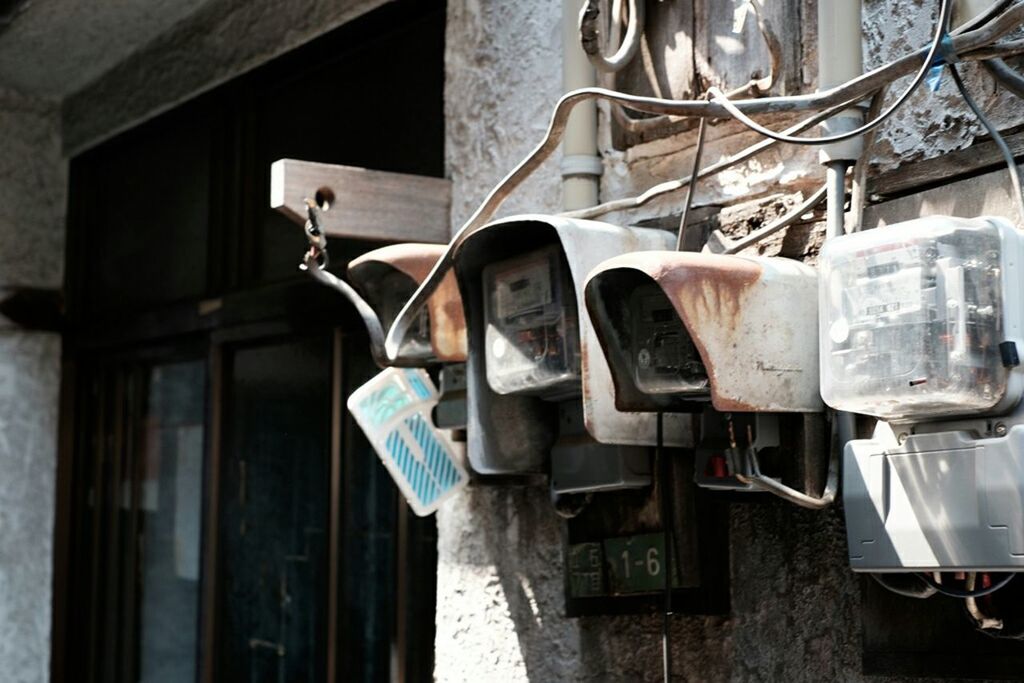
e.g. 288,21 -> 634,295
585,251 -> 822,413
629,282 -> 709,397
585,251 -> 830,504
482,245 -> 581,398
452,214 -> 688,480
828,216 -> 1024,571
819,216 -> 1020,421
348,243 -> 468,366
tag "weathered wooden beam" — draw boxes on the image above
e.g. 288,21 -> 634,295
865,162 -> 1020,227
270,158 -> 452,244
868,127 -> 1024,200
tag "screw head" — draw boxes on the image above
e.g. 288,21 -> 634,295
996,423 -> 1009,437
897,432 -> 909,445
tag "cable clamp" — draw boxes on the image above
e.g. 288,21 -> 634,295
927,33 -> 960,92
561,154 -> 604,179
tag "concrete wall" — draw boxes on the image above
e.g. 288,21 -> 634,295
0,88 -> 64,683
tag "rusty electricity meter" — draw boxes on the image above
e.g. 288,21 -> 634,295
584,251 -> 827,495
348,243 -> 468,366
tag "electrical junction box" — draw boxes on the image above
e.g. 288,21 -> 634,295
348,243 -> 467,366
452,214 -> 689,487
584,251 -> 827,494
819,215 -> 1024,570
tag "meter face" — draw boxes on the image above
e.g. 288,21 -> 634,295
629,283 -> 709,396
482,245 -> 581,397
820,218 -> 1008,420
366,270 -> 433,360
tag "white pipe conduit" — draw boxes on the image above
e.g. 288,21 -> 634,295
562,0 -> 602,211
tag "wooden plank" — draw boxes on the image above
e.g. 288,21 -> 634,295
864,162 -> 1022,228
868,128 -> 1024,200
270,159 -> 451,244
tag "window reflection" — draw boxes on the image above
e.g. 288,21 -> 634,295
138,360 -> 206,683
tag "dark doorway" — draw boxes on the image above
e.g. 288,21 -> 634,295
52,2 -> 445,681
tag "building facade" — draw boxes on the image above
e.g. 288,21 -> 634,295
1,0 -> 1023,680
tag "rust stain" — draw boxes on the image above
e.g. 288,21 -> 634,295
428,271 -> 468,361
349,242 -> 468,362
587,252 -> 763,413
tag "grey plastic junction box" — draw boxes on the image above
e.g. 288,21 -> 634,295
845,427 -> 1024,571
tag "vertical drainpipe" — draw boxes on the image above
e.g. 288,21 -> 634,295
818,0 -> 863,239
818,0 -> 863,454
562,0 -> 603,211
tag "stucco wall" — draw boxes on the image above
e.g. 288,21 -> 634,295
0,333 -> 60,683
0,88 -> 64,683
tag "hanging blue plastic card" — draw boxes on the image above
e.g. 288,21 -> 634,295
348,367 -> 468,516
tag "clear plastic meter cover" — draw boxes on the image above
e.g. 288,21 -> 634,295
483,244 -> 581,397
629,282 -> 709,396
820,217 -> 1007,421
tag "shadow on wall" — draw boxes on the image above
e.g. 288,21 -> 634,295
438,480 -> 866,682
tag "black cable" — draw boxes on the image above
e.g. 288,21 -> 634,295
709,0 -> 954,146
676,113 -> 709,251
918,572 -> 1017,598
949,62 -> 1024,223
658,412 -> 673,682
958,0 -> 1013,34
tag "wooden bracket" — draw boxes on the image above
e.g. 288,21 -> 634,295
270,159 -> 452,244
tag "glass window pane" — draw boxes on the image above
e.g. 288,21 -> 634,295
138,360 -> 206,683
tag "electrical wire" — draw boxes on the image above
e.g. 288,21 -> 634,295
949,63 -> 1024,224
364,1 -> 1024,360
848,86 -> 889,233
983,57 -> 1024,98
919,572 -> 1017,598
964,573 -> 1005,630
739,445 -> 838,510
707,0 -> 955,146
959,0 -> 1014,33
722,184 -> 828,254
579,0 -> 645,73
564,97 -> 862,221
657,412 -> 673,683
676,113 -> 708,250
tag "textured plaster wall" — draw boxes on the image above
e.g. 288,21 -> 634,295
0,333 -> 60,683
437,1 -> 1018,681
0,90 -> 66,290
0,90 -> 64,683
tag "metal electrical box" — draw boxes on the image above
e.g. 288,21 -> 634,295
452,214 -> 689,487
584,250 -> 827,494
